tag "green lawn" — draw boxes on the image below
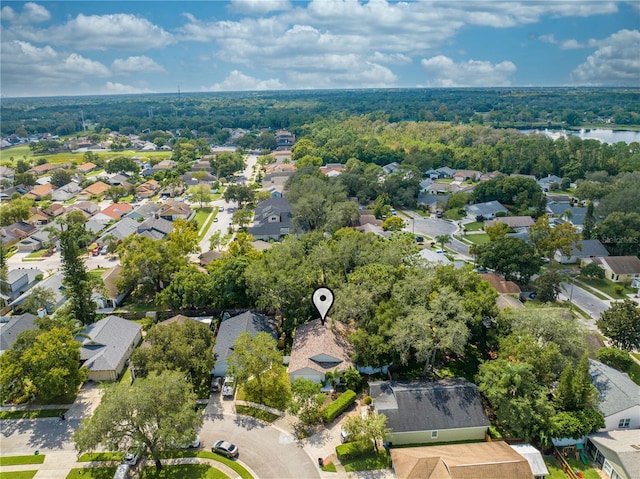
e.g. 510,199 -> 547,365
341,450 -> 391,472
196,452 -> 252,479
0,146 -> 173,166
24,248 -> 51,259
544,456 -> 568,479
564,456 -> 600,479
0,471 -> 38,479
578,277 -> 635,298
627,361 -> 640,386
235,405 -> 280,423
0,455 -> 46,466
141,464 -> 229,479
66,467 -> 117,479
77,452 -> 124,462
463,221 -> 484,232
465,233 -> 491,244
193,207 -> 213,227
0,409 -> 68,420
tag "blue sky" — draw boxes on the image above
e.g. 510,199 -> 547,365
1,1 -> 638,97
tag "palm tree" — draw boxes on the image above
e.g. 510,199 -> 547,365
435,234 -> 451,251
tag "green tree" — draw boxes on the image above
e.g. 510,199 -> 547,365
105,156 -> 139,174
295,155 -> 323,169
341,411 -> 391,453
582,201 -> 595,240
131,319 -> 215,388
476,236 -> 542,284
551,408 -> 604,440
209,151 -> 245,179
0,243 -> 9,307
0,197 -> 33,226
534,270 -> 563,303
580,263 -> 605,280
156,266 -> 212,310
0,327 -> 86,404
485,222 -> 511,241
209,230 -> 231,252
228,331 -> 282,403
288,378 -> 325,426
382,216 -> 404,231
554,363 -> 576,410
106,186 -> 127,203
593,212 -> 640,256
597,299 -> 640,351
435,234 -> 451,251
166,218 -> 200,256
21,285 -> 56,314
50,169 -> 72,188
59,223 -> 98,325
223,184 -> 256,208
232,208 -> 254,230
596,347 -> 633,371
529,216 -> 580,260
291,138 -> 317,161
73,371 -> 201,471
187,183 -> 212,208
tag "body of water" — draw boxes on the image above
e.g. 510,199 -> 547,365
522,128 -> 640,144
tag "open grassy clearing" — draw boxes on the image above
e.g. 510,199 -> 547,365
465,233 -> 491,244
0,146 -> 172,166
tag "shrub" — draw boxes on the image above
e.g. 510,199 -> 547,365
322,389 -> 356,423
363,396 -> 372,406
580,263 -> 605,280
336,441 -> 373,461
596,347 -> 633,371
35,274 -> 44,281
614,285 -> 624,295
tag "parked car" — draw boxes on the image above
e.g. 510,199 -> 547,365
211,377 -> 222,393
212,440 -> 239,458
100,245 -> 108,255
92,246 -> 101,256
113,463 -> 130,479
222,377 -> 235,398
123,451 -> 138,466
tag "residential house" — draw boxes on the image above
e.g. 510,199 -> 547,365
0,313 -> 38,355
419,249 -> 452,266
137,216 -> 174,240
597,256 -> 640,286
248,198 -> 292,241
51,182 -> 81,202
554,239 -> 609,264
509,444 -> 550,479
2,222 -> 37,247
93,203 -> 133,222
25,183 -> 55,200
0,268 -> 42,303
16,229 -> 53,253
320,164 -> 344,177
419,179 -> 434,191
288,318 -> 354,385
479,171 -> 503,182
590,359 -> 640,431
26,207 -> 50,226
585,430 -> 640,479
78,181 -> 110,200
546,203 -> 587,231
0,185 -> 29,200
0,166 -> 16,183
263,163 -> 296,183
424,168 -> 440,180
77,315 -> 142,382
454,169 -> 481,182
435,166 -> 456,178
190,159 -> 214,173
427,182 -> 454,195
84,218 -> 108,237
275,130 -> 295,150
77,162 -> 97,174
126,202 -> 161,221
369,378 -> 490,445
198,250 -> 223,267
181,172 -> 217,187
382,162 -> 401,175
67,201 -> 100,217
390,441 -> 535,479
44,203 -> 66,218
94,265 -> 130,312
157,200 -> 193,221
417,193 -> 448,213
465,200 -> 508,220
212,311 -> 278,377
98,217 -> 139,242
106,173 -> 131,187
135,179 -> 160,198
480,273 -> 522,298
10,272 -> 66,314
27,163 -> 59,176
485,216 -> 535,232
538,174 -> 563,191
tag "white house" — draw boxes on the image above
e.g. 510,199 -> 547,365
590,359 -> 640,431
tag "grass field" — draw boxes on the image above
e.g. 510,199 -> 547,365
66,467 -> 117,479
141,464 -> 229,479
463,221 -> 484,232
0,455 -> 46,466
0,145 -> 172,166
465,233 -> 491,244
578,277 -> 635,298
0,471 -> 38,479
77,452 -> 124,462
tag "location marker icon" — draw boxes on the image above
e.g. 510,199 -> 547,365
313,287 -> 334,324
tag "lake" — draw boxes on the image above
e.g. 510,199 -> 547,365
522,128 -> 640,144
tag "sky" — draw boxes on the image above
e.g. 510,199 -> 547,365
1,0 -> 639,97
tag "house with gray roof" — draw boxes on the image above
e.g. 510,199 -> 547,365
465,200 -> 508,220
98,217 -> 139,243
369,378 -> 490,445
77,315 -> 142,382
1,268 -> 42,303
127,202 -> 161,221
51,182 -> 81,202
538,174 -> 563,191
509,444 -> 550,478
435,166 -> 455,178
585,430 -> 640,479
417,192 -> 448,213
382,162 -> 401,175
0,313 -> 37,355
248,198 -> 292,241
554,239 -> 609,264
590,359 -> 640,432
137,216 -> 174,240
598,256 -> 640,286
212,311 -> 278,377
9,272 -> 66,314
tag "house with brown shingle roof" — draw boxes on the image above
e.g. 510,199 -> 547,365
27,163 -> 59,176
94,203 -> 133,221
94,265 -> 129,312
598,256 -> 640,285
26,207 -> 50,225
79,181 -> 110,200
77,162 -> 97,173
44,203 -> 66,218
390,441 -> 534,479
24,183 -> 55,200
480,273 -> 522,295
135,179 -> 160,198
157,200 -> 193,222
485,216 -> 535,231
288,318 -> 354,384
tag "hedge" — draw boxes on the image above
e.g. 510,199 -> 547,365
336,442 -> 373,461
322,389 -> 356,423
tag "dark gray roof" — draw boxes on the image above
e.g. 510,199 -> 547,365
417,193 -> 448,207
590,359 -> 640,417
370,378 -> 490,433
77,315 -> 141,373
99,217 -> 139,241
538,175 -> 563,185
137,216 -> 174,238
465,201 -> 508,217
568,240 -> 609,258
127,202 -> 161,220
213,311 -> 277,366
0,313 -> 37,352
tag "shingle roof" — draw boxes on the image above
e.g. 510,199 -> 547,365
465,201 -> 508,217
485,216 -> 535,229
480,273 -> 522,294
565,239 -> 609,258
137,217 -> 174,237
288,318 -> 354,377
0,313 -> 37,352
588,430 -> 640,479
600,256 -> 640,275
370,379 -> 490,433
212,311 -> 277,366
590,359 -> 640,417
77,315 -> 141,373
390,441 -> 534,479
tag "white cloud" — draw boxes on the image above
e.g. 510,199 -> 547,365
112,56 -> 165,74
1,2 -> 50,24
28,13 -> 174,51
204,70 -> 286,91
227,0 -> 292,14
539,34 -> 557,44
571,29 -> 640,86
371,51 -> 412,65
104,82 -> 152,94
286,62 -> 397,89
559,39 -> 584,49
421,55 -> 517,87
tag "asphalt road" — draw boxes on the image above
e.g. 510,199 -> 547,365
402,211 -> 471,259
559,281 -> 610,328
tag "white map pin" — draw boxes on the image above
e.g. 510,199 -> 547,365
313,287 -> 334,324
